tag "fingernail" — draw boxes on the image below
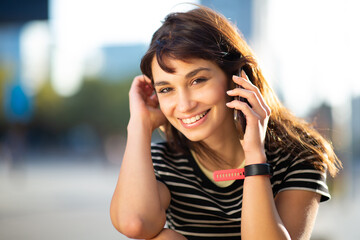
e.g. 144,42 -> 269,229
226,90 -> 233,94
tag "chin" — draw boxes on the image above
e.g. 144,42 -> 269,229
179,129 -> 211,142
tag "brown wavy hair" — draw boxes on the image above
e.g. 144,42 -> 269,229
140,6 -> 341,177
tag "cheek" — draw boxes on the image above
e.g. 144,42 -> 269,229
203,87 -> 228,104
158,97 -> 173,117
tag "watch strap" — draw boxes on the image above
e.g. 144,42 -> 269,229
213,163 -> 272,182
244,163 -> 273,177
213,168 -> 245,182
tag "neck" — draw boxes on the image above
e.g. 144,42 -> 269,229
200,119 -> 244,170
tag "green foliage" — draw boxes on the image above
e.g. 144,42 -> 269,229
33,77 -> 132,135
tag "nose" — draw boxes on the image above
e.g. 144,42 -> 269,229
176,90 -> 196,113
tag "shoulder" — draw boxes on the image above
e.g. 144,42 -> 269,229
151,141 -> 188,163
267,145 -> 330,202
266,141 -> 326,172
151,141 -> 169,153
151,141 -> 181,157
151,142 -> 196,183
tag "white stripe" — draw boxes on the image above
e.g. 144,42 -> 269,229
266,146 -> 284,155
171,198 -> 221,212
285,178 -> 329,190
285,169 -> 326,179
153,161 -> 193,172
165,177 -> 244,198
175,229 -> 240,237
277,187 -> 331,199
271,179 -> 283,188
166,181 -> 243,203
292,149 -> 309,159
170,212 -> 240,225
157,170 -> 198,181
152,150 -> 188,163
272,165 -> 288,177
171,191 -> 241,210
201,186 -> 244,196
272,152 -> 292,165
292,153 -> 319,166
170,205 -> 241,222
171,198 -> 241,216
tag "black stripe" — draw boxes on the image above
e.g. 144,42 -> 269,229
151,141 -> 330,239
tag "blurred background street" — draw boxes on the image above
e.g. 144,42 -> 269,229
1,0 -> 360,239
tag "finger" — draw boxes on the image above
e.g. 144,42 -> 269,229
227,88 -> 268,119
132,75 -> 160,109
232,74 -> 271,116
131,75 -> 155,98
238,71 -> 271,116
226,100 -> 260,124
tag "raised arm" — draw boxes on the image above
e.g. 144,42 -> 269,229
110,75 -> 171,239
227,72 -> 321,239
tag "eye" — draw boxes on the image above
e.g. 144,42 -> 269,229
192,77 -> 208,85
158,87 -> 173,94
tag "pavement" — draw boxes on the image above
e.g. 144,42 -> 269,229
0,152 -> 359,240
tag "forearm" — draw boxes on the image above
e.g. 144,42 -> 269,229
148,228 -> 187,240
110,120 -> 166,238
241,168 -> 291,240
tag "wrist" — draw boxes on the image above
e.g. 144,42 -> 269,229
244,152 -> 267,166
127,117 -> 154,136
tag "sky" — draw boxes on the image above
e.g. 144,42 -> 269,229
253,0 -> 360,116
48,0 -> 199,96
19,0 -> 360,117
280,0 -> 359,111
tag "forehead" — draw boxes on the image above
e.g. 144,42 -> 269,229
151,57 -> 218,80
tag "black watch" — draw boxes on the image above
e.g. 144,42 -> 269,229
244,163 -> 273,177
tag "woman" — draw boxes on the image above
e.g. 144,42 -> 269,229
110,6 -> 341,240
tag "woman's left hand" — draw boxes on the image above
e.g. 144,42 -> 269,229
226,70 -> 271,164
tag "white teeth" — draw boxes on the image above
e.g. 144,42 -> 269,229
181,111 -> 208,124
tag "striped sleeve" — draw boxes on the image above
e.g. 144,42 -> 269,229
277,150 -> 331,202
151,142 -> 167,184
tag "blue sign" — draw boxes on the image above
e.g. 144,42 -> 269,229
4,83 -> 33,123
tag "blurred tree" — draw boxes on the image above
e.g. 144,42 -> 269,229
33,76 -> 132,137
0,64 -> 10,134
61,77 -> 131,134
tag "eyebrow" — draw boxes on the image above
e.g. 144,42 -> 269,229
185,67 -> 211,79
154,67 -> 211,87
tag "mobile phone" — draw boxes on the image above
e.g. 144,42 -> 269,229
233,68 -> 250,135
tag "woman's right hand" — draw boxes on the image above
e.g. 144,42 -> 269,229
128,75 -> 167,132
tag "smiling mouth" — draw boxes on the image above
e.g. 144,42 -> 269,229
180,110 -> 210,124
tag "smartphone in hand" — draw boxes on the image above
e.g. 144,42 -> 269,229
233,68 -> 250,136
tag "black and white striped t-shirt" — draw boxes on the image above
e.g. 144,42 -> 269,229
151,142 -> 330,240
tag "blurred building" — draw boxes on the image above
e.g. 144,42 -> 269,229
0,0 -> 49,124
352,96 -> 360,163
92,44 -> 147,82
308,103 -> 333,142
201,0 -> 253,41
0,0 -> 48,23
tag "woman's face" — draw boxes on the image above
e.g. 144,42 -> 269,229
152,57 -> 236,143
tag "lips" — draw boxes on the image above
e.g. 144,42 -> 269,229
180,110 -> 210,124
